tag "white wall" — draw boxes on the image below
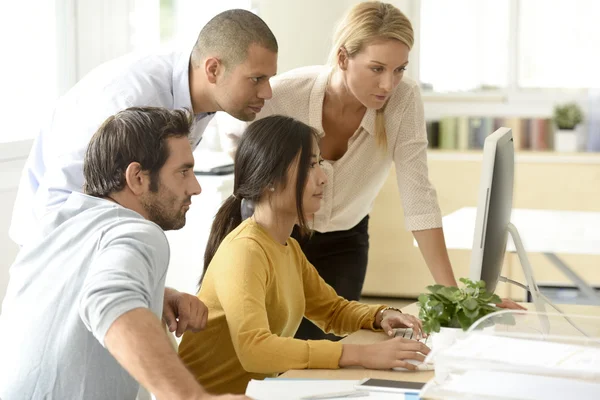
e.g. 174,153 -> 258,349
255,0 -> 415,74
0,141 -> 30,310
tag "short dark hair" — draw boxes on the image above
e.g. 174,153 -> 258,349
202,115 -> 318,281
83,107 -> 193,197
191,9 -> 278,70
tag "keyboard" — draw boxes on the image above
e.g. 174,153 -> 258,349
394,327 -> 432,347
392,328 -> 434,371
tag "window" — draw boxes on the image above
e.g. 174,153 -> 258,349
518,0 -> 600,89
418,0 -> 600,93
0,0 -> 59,143
130,0 -> 253,51
419,0 -> 510,93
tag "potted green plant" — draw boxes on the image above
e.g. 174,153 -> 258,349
418,278 -> 501,334
418,278 -> 503,352
553,102 -> 584,152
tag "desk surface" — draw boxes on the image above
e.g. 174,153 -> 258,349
280,302 -> 600,382
440,207 -> 600,255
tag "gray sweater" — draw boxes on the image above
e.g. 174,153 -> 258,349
0,192 -> 169,399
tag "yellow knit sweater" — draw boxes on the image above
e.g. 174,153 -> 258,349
178,219 -> 383,394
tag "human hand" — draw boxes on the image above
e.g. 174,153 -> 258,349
163,287 -> 208,337
202,394 -> 253,400
497,298 -> 527,310
380,310 -> 424,339
358,337 -> 431,371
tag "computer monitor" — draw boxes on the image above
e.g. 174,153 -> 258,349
469,127 -> 514,293
468,126 -> 551,316
468,128 -> 592,335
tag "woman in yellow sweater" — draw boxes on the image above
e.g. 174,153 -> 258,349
178,115 -> 430,394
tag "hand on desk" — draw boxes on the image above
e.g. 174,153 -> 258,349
163,287 -> 209,338
498,298 -> 527,310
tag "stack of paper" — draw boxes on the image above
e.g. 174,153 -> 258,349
245,379 -> 413,400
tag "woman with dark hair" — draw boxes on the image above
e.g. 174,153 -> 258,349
178,115 -> 429,395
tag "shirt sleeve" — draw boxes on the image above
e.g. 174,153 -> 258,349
393,84 -> 443,231
213,238 -> 343,374
32,90 -> 134,221
78,218 -> 169,347
301,251 -> 385,336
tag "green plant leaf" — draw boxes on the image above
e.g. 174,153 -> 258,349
456,310 -> 473,331
419,278 -> 505,332
438,286 -> 461,302
553,102 -> 584,130
423,319 -> 441,334
463,306 -> 481,319
488,294 -> 502,304
458,277 -> 470,286
426,284 -> 445,294
462,297 -> 478,311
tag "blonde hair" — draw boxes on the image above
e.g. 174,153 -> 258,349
328,2 -> 414,150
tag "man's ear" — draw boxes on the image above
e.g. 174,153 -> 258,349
205,57 -> 222,84
338,47 -> 349,70
124,162 -> 148,196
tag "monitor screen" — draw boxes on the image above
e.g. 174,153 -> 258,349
469,127 -> 514,293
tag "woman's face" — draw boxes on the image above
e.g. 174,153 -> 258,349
274,137 -> 327,219
342,38 -> 410,109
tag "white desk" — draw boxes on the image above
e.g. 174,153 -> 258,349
442,207 -> 600,256
439,207 -> 600,303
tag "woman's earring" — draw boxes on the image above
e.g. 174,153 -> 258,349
269,186 -> 275,192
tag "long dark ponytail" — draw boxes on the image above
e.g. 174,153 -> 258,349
201,115 -> 318,283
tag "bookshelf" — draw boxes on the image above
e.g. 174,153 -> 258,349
427,149 -> 600,164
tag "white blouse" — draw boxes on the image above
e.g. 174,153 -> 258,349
241,65 -> 442,233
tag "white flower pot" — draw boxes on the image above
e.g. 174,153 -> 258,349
430,326 -> 467,352
554,129 -> 578,152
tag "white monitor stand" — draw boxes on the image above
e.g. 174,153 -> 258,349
501,222 -> 591,337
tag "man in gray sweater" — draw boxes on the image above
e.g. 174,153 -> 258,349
0,107 -> 247,400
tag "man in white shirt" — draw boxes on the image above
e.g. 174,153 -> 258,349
10,8 -> 277,247
0,107 -> 248,400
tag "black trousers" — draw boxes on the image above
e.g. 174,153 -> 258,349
292,215 -> 370,341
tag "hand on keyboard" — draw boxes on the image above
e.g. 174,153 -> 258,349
391,328 -> 435,372
380,309 -> 425,339
353,337 -> 431,371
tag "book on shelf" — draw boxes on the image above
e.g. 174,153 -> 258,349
427,116 -> 555,151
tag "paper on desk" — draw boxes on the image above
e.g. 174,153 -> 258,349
245,379 -> 400,400
426,370 -> 600,400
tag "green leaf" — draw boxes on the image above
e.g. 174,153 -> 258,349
418,278 -> 506,332
448,315 -> 462,329
463,306 -> 481,319
462,297 -> 478,311
426,284 -> 445,294
438,286 -> 461,302
488,294 -> 502,304
456,310 -> 473,331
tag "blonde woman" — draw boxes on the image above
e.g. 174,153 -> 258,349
229,1 -> 522,341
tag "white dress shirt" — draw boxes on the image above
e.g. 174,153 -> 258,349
10,49 -> 214,246
246,65 -> 442,233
